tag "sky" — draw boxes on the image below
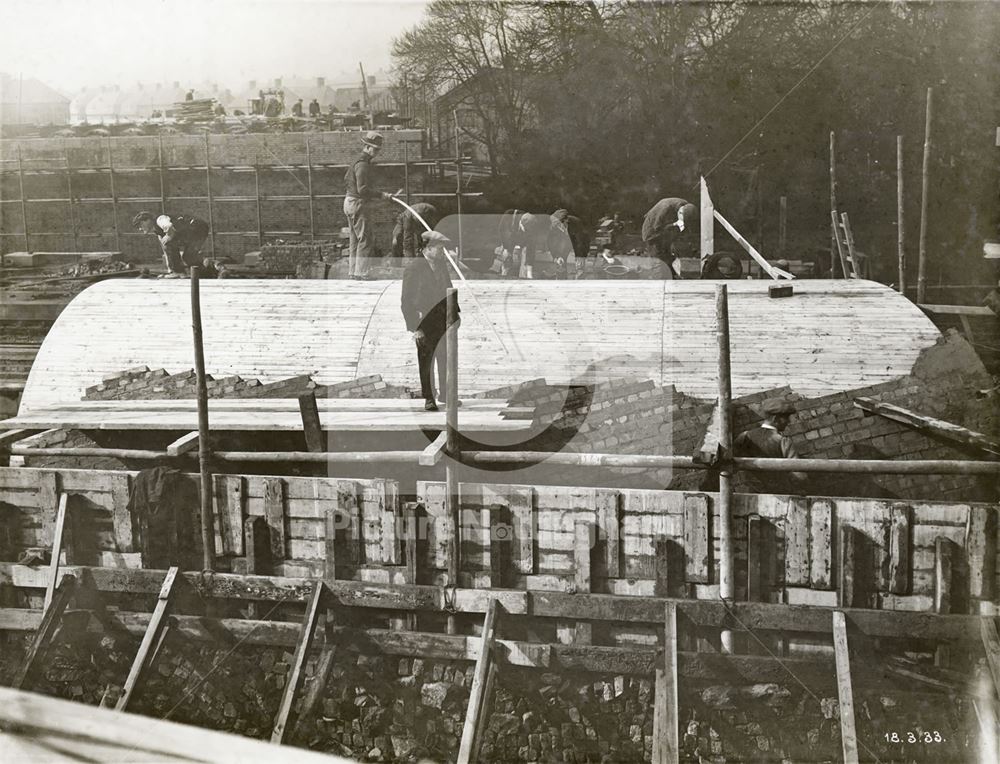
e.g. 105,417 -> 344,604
0,0 -> 429,95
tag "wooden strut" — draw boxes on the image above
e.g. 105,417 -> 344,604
190,266 -> 216,571
297,392 -> 324,453
115,566 -> 179,711
716,285 -> 734,654
44,493 -> 69,611
271,580 -> 325,744
13,575 -> 77,690
445,287 -> 460,635
713,209 -> 793,280
651,602 -> 680,764
855,397 -> 1000,458
832,611 -> 860,764
457,598 -> 499,764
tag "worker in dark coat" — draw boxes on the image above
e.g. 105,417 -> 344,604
308,98 -> 321,117
548,209 -> 591,278
344,131 -> 402,280
734,398 -> 808,491
292,99 -> 304,117
133,211 -> 209,278
641,198 -> 697,279
392,203 -> 438,258
401,231 -> 461,410
498,210 -> 549,279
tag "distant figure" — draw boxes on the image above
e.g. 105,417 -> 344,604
214,102 -> 226,116
309,98 -> 321,117
185,90 -> 194,101
401,231 -> 461,411
292,98 -> 304,117
641,197 -> 697,279
132,211 -> 209,278
392,203 -> 438,258
548,209 -> 590,278
498,210 -> 548,279
343,131 -> 402,280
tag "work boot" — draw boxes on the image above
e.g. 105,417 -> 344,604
424,400 -> 439,412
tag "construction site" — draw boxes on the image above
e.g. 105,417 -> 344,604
1,2 -> 999,763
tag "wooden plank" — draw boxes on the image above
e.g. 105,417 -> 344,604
43,493 -> 69,611
115,566 -> 179,711
323,500 -> 337,585
35,471 -> 58,548
683,494 -> 710,583
419,431 -> 448,466
109,473 -> 133,553
489,503 -> 513,589
381,480 -> 401,566
165,431 -> 199,457
291,641 -> 337,745
966,506 -> 997,601
595,489 -> 620,578
654,537 -> 672,599
271,581 -> 325,744
785,497 -> 810,586
652,602 -> 679,764
934,536 -> 954,615
13,575 -> 76,690
298,392 -> 325,452
855,397 -> 1000,457
980,617 -> 1000,698
919,303 -> 996,317
746,514 -> 763,603
838,526 -> 858,609
457,598 -> 499,764
0,429 -> 42,448
888,504 -> 911,595
714,209 -> 793,280
832,611 -> 860,764
263,478 -> 286,562
213,475 -> 245,556
809,499 -> 834,590
574,521 -> 593,644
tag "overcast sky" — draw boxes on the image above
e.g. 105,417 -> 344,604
0,0 -> 429,94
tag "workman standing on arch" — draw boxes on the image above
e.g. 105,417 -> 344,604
344,131 -> 402,280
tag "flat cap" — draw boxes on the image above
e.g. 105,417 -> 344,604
762,398 -> 795,417
421,230 -> 450,245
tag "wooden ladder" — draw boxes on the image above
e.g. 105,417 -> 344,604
832,211 -> 864,279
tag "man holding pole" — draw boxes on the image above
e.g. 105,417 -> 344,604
401,230 -> 461,411
344,131 -> 402,280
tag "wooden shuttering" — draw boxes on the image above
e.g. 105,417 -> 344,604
1,467 -> 996,619
0,398 -> 533,433
19,279 -> 942,412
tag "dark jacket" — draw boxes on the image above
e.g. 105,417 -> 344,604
401,258 -> 461,334
642,198 -> 690,243
393,203 -> 438,258
548,215 -> 590,259
345,152 -> 380,200
734,425 -> 799,459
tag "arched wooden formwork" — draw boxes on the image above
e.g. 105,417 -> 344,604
20,279 -> 943,412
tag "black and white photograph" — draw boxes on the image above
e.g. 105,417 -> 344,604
0,0 -> 998,761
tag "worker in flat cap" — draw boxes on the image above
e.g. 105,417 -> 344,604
734,398 -> 808,489
548,209 -> 590,279
401,230 -> 461,411
344,131 -> 403,280
392,202 -> 439,259
641,198 -> 698,279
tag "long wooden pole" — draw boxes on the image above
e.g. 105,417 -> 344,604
829,131 -> 837,278
190,266 -> 215,571
917,87 -> 933,304
896,136 -> 906,293
203,134 -> 216,257
778,196 -> 787,259
106,139 -> 121,252
445,286 -> 460,635
716,285 -> 734,653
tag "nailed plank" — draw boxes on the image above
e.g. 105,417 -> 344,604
809,499 -> 834,590
263,478 -> 286,562
683,494 -> 710,583
457,597 -> 499,764
35,471 -> 58,548
13,575 -> 76,690
419,431 -> 448,466
243,517 -> 271,577
966,506 -> 997,601
595,489 -> 620,578
324,500 -> 337,584
654,537 -> 672,599
271,581 -> 325,744
213,475 -> 245,556
298,392 -> 324,452
43,493 -> 69,611
832,611 -> 859,764
839,526 -> 858,609
746,515 -> 763,603
116,566 -> 179,711
574,522 -> 593,644
785,497 -> 810,586
489,503 -> 513,589
109,473 -> 134,553
165,431 -> 199,457
0,429 -> 42,448
934,537 -> 954,616
291,642 -> 337,745
888,504 -> 911,595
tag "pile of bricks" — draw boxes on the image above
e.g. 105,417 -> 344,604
258,241 -> 344,274
83,367 -> 413,402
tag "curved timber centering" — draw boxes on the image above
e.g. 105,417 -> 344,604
19,279 -> 943,412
